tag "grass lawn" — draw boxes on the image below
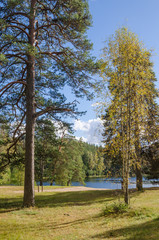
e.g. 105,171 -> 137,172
0,186 -> 159,240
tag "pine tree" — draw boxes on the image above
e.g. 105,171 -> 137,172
0,0 -> 98,207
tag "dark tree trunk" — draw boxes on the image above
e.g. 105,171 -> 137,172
40,179 -> 43,186
23,59 -> 35,207
124,69 -> 131,205
39,159 -> 44,192
124,181 -> 129,204
124,152 -> 129,204
136,164 -> 143,191
23,0 -> 36,207
67,180 -> 71,186
134,86 -> 143,191
135,144 -> 143,191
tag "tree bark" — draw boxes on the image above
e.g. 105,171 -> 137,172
135,136 -> 143,191
134,92 -> 143,191
124,65 -> 131,205
40,159 -> 44,192
136,165 -> 143,191
23,0 -> 36,207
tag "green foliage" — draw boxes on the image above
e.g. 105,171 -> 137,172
0,164 -> 24,186
0,1 -> 99,201
104,201 -> 129,215
103,151 -> 122,177
34,119 -> 105,186
142,142 -> 159,179
0,117 -> 105,186
10,164 -> 24,186
0,0 -> 98,122
82,144 -> 105,177
51,137 -> 86,186
0,168 -> 11,185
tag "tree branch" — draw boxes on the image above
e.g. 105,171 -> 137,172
0,81 -> 27,97
4,12 -> 30,19
34,106 -> 73,119
0,132 -> 26,172
5,54 -> 28,64
13,113 -> 26,140
6,25 -> 30,39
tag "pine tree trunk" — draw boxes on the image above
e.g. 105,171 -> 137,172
23,59 -> 35,207
40,179 -> 43,187
23,0 -> 36,207
40,159 -> 44,191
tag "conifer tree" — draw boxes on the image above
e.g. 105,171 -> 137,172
0,0 -> 98,207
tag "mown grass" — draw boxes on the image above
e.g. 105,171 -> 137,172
0,186 -> 159,239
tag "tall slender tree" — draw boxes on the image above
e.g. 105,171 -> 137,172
0,0 -> 98,207
100,28 -> 158,203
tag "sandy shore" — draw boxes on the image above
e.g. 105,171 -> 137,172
0,186 -> 108,193
38,186 -> 107,192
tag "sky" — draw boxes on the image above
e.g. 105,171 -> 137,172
65,0 -> 159,145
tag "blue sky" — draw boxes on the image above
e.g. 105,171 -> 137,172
67,0 -> 159,145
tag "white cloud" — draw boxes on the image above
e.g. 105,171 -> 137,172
75,136 -> 88,143
74,119 -> 91,132
91,102 -> 105,107
74,118 -> 104,146
51,120 -> 69,138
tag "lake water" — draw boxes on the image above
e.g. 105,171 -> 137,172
42,177 -> 159,189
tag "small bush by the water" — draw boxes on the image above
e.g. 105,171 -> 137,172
104,201 -> 129,216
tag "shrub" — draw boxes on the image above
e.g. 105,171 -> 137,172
104,201 -> 129,216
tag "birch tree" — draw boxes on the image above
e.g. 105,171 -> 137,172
100,28 -> 158,203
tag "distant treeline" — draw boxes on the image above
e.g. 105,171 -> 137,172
0,119 -> 104,186
0,118 -> 158,186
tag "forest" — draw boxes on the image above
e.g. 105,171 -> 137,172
0,117 -> 104,186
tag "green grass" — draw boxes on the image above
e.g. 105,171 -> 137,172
0,186 -> 159,239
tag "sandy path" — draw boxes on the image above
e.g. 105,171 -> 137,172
7,186 -> 107,193
39,186 -> 107,192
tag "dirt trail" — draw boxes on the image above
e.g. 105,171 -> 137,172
39,186 -> 107,192
8,186 -> 108,193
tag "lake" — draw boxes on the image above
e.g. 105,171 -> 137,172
41,177 -> 159,189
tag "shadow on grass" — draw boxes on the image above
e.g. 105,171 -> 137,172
0,190 -> 118,212
36,190 -> 116,208
0,188 -> 146,213
92,217 -> 159,240
47,212 -> 103,230
0,209 -> 103,238
0,197 -> 22,213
